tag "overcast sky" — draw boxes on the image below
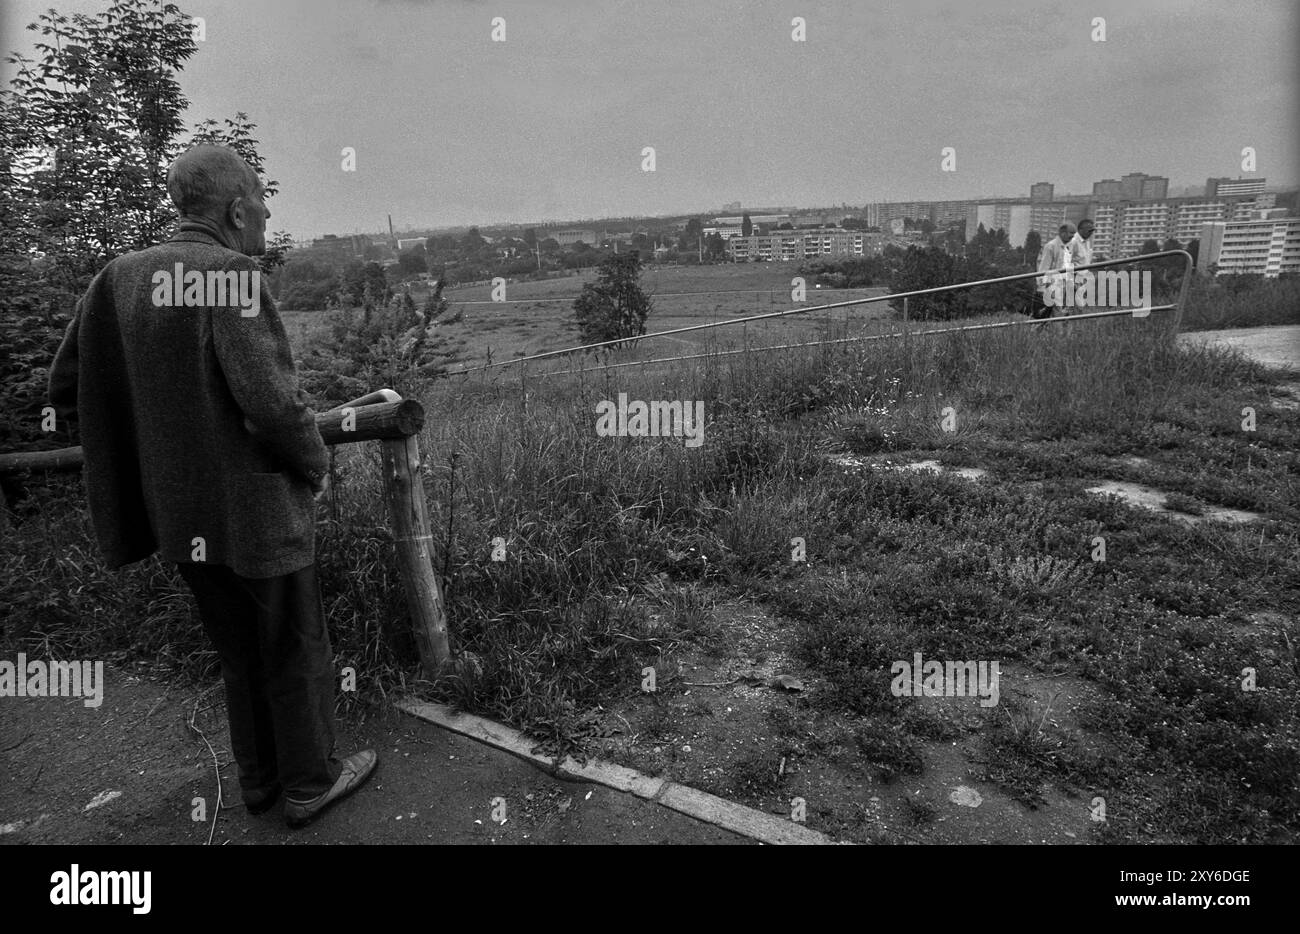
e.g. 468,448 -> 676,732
3,0 -> 1297,239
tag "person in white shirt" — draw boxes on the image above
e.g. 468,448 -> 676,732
1035,223 -> 1075,320
1070,219 -> 1097,288
1069,218 -> 1096,270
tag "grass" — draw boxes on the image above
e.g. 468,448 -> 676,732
3,264 -> 1298,842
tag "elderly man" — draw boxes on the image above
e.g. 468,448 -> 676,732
48,144 -> 377,828
1034,222 -> 1076,320
1070,218 -> 1097,271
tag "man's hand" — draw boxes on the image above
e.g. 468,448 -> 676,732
312,471 -> 332,501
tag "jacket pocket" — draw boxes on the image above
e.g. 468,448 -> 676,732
231,471 -> 314,570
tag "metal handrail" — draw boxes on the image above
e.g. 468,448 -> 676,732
448,250 -> 1194,377
534,304 -> 1183,378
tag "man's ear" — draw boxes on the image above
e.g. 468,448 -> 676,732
227,196 -> 247,231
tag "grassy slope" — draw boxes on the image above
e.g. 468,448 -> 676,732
4,265 -> 1298,843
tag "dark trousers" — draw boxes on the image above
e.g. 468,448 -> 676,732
176,561 -> 341,802
1030,295 -> 1057,320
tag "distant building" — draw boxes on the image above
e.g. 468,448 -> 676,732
1117,172 -> 1168,201
309,234 -> 367,257
1196,222 -> 1226,274
396,237 -> 427,252
863,202 -> 933,227
1140,178 -> 1168,199
1199,217 -> 1300,277
965,202 -> 1031,248
1112,199 -> 1170,255
929,200 -> 971,226
550,229 -> 599,247
1092,179 -> 1124,201
1206,177 -> 1266,198
1029,202 -> 1089,239
702,225 -> 745,240
1030,182 -> 1054,202
727,228 -> 866,262
1169,201 -> 1228,243
713,214 -> 788,226
1231,193 -> 1276,220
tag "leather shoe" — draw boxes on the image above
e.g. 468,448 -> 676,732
283,750 -> 378,828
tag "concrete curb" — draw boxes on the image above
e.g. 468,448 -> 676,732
396,697 -> 840,845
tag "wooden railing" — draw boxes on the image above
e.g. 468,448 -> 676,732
0,389 -> 451,678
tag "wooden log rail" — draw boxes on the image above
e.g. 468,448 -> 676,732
0,392 -> 451,678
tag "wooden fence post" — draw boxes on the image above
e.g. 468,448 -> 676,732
379,429 -> 451,678
327,389 -> 451,678
2,393 -> 453,679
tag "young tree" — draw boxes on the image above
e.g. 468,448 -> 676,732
741,212 -> 753,237
573,251 -> 652,347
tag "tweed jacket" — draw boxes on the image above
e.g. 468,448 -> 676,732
48,225 -> 329,578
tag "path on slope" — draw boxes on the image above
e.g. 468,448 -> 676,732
1177,324 -> 1300,370
0,665 -> 749,845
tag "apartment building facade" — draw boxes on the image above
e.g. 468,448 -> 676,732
965,202 -> 1031,248
727,228 -> 867,261
1206,177 -> 1266,198
1199,217 -> 1300,277
1088,194 -> 1282,259
1030,201 -> 1090,239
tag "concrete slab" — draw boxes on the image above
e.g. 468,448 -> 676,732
1085,480 -> 1262,525
397,699 -> 842,844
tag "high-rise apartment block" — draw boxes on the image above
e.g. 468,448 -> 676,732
1205,177 -> 1266,198
1199,217 -> 1300,277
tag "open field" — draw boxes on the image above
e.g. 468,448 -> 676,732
281,262 -> 893,374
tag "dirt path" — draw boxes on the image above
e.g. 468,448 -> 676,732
1177,324 -> 1300,370
0,665 -> 749,845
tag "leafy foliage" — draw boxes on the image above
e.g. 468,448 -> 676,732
296,279 -> 454,407
884,244 -> 1028,320
572,250 -> 653,347
0,0 -> 289,449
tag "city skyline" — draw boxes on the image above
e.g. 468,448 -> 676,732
3,0 -> 1297,240
315,165 -> 1292,241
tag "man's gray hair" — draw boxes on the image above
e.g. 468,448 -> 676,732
167,145 -> 259,218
